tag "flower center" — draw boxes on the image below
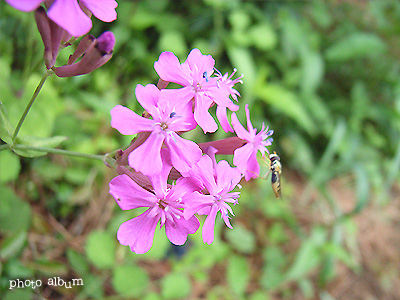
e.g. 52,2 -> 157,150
160,122 -> 168,131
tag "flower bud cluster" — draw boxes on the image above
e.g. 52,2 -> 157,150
109,49 -> 274,254
6,0 -> 117,74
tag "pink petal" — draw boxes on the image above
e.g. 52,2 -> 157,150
154,52 -> 191,86
231,111 -> 251,141
159,86 -> 194,109
81,0 -> 117,22
189,155 -> 218,195
233,144 -> 259,181
166,133 -> 202,176
244,149 -> 260,181
216,160 -> 241,191
128,132 -> 165,176
165,215 -> 200,245
48,0 -> 92,37
148,149 -> 172,199
168,177 -> 203,201
109,175 -> 156,210
117,210 -> 159,254
5,0 -> 43,11
111,105 -> 154,135
194,94 -> 218,133
244,104 -> 254,133
135,84 -> 161,119
202,204 -> 219,245
166,101 -> 197,132
183,192 -> 214,220
183,49 -> 215,79
216,105 -> 233,133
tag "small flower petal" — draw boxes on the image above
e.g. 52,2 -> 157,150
165,215 -> 200,245
117,209 -> 159,254
128,131 -> 165,176
109,174 -> 157,210
111,105 -> 154,135
81,0 -> 117,22
154,51 -> 192,86
48,0 -> 92,37
202,205 -> 219,245
5,0 -> 43,12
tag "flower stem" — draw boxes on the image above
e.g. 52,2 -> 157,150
12,70 -> 52,142
13,144 -> 107,161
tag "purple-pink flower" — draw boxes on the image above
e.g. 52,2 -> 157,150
5,0 -> 118,37
231,104 -> 274,181
109,152 -> 201,254
183,155 -> 241,245
111,84 -> 202,176
154,49 -> 240,133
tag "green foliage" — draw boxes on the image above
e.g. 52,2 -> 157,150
85,230 -> 116,269
112,265 -> 149,297
161,272 -> 192,299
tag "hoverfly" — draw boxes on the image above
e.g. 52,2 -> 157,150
264,151 -> 282,198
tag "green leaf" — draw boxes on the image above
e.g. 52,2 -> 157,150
112,265 -> 149,297
284,227 -> 327,282
227,255 -> 250,296
260,246 -> 286,289
225,223 -> 256,254
85,230 -> 116,269
67,249 -> 90,276
326,33 -> 386,61
0,230 -> 27,260
161,272 -> 191,299
352,164 -> 370,214
254,83 -> 315,134
0,101 -> 13,144
13,135 -> 68,157
0,185 -> 31,234
0,150 -> 20,183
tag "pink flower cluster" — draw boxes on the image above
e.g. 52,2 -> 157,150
109,49 -> 273,254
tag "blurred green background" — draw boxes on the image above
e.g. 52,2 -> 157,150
1,1 -> 400,299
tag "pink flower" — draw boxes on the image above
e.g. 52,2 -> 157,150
231,104 -> 273,181
154,49 -> 239,133
5,0 -> 118,37
109,154 -> 201,254
183,155 -> 241,245
110,84 -> 202,176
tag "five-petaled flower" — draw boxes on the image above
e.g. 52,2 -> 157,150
111,84 -> 202,176
231,104 -> 274,181
109,151 -> 201,254
183,155 -> 242,245
154,49 -> 240,133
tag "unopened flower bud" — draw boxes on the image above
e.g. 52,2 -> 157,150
54,31 -> 115,77
35,6 -> 65,69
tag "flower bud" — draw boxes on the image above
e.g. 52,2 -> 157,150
54,31 -> 115,77
35,6 -> 65,69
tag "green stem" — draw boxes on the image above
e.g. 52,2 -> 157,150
12,71 -> 52,142
13,144 -> 106,161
